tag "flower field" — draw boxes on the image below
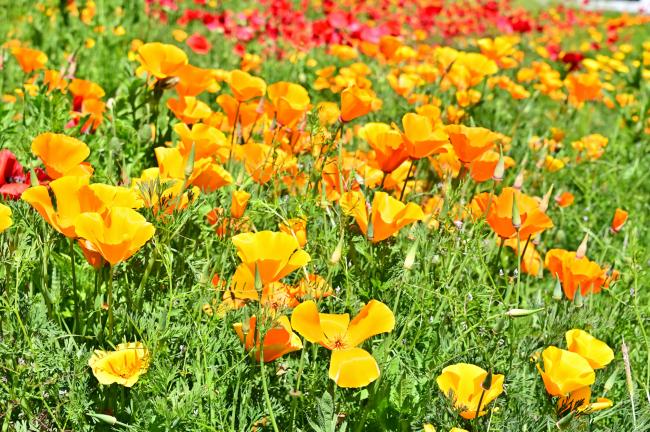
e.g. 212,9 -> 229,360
1,0 -> 650,430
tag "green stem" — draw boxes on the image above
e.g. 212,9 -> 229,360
107,265 -> 115,337
69,238 -> 80,333
259,340 -> 280,432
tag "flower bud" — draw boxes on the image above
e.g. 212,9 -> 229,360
403,239 -> 418,270
573,287 -> 584,307
505,307 -> 544,317
481,369 -> 493,391
576,233 -> 589,259
513,169 -> 525,190
184,142 -> 196,179
330,234 -> 344,265
552,277 -> 563,300
511,194 -> 521,230
492,150 -> 505,182
603,369 -> 617,394
538,184 -> 554,212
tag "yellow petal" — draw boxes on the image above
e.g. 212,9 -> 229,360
328,347 -> 379,388
345,300 -> 395,347
291,300 -> 325,343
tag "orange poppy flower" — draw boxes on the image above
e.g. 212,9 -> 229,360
610,208 -> 628,233
216,94 -> 263,130
68,78 -> 105,102
75,207 -> 155,265
231,231 -> 310,286
358,123 -> 409,173
565,72 -> 602,106
401,112 -> 448,159
78,238 -> 104,269
233,315 -> 302,362
537,346 -> 595,397
173,123 -> 229,161
341,190 -> 424,243
557,386 -> 613,415
11,46 -> 48,73
136,42 -> 188,79
31,133 -> 92,179
340,85 -> 375,122
544,249 -> 609,300
267,82 -> 311,128
437,363 -> 505,419
167,96 -> 212,124
469,150 -> 515,183
445,125 -> 499,164
231,190 -> 251,218
291,299 -> 394,387
471,187 -> 553,240
239,143 -> 294,185
174,64 -> 221,97
43,70 -> 67,93
555,191 -> 575,208
279,217 -> 308,248
228,69 -> 267,102
21,176 -> 103,238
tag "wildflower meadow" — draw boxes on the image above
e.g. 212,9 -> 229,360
0,0 -> 649,431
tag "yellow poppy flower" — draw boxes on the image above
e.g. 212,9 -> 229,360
88,342 -> 150,387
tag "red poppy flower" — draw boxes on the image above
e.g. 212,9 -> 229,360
186,33 -> 211,55
0,149 -> 29,199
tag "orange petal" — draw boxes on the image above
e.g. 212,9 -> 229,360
328,348 -> 380,388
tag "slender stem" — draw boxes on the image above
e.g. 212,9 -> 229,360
474,387 -> 487,429
107,265 -> 115,337
515,230 -> 521,306
69,238 -> 80,333
398,159 -> 415,202
259,337 -> 280,432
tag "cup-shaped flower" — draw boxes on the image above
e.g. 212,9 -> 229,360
0,149 -> 30,199
233,315 -> 303,362
232,231 -> 310,286
436,363 -> 504,419
0,204 -> 12,232
537,346 -> 595,397
359,122 -> 409,173
565,329 -> 614,369
445,125 -> 499,164
610,208 -> 628,233
279,217 -> 308,248
341,191 -> 424,243
31,133 -> 91,179
401,113 -> 448,159
22,176 -> 103,238
136,42 -> 188,79
88,342 -> 150,387
267,82 -> 311,128
340,85 -> 375,122
544,249 -> 608,300
75,207 -> 155,265
291,299 -> 395,387
228,70 -> 267,102
558,386 -> 613,415
471,187 -> 553,240
173,123 -> 228,161
167,96 -> 212,124
231,190 -> 251,218
11,47 -> 48,73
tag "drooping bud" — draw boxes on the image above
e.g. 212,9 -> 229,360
403,239 -> 418,270
511,194 -> 521,230
538,184 -> 554,212
576,233 -> 589,259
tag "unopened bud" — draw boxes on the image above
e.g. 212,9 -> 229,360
573,287 -> 584,308
539,184 -> 554,212
184,143 -> 196,179
552,277 -> 563,300
256,97 -> 266,115
556,410 -> 576,429
603,369 -> 617,394
492,150 -> 505,182
403,239 -> 418,270
254,264 -> 263,292
505,307 -> 544,317
576,233 -> 589,259
481,370 -> 493,391
513,169 -> 525,190
366,214 -> 374,242
30,168 -> 39,187
511,194 -> 521,230
330,234 -> 344,265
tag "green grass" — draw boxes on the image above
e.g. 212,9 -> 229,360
1,1 -> 650,431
